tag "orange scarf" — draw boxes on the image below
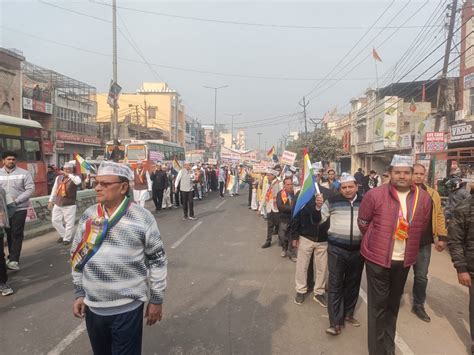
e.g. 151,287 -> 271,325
56,176 -> 70,197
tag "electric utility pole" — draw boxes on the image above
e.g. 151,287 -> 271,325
112,0 -> 118,144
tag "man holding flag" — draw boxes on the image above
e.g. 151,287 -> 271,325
48,161 -> 81,245
291,150 -> 331,306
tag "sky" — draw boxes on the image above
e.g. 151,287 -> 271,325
0,0 -> 455,150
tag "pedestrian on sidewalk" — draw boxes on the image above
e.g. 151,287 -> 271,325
411,163 -> 448,322
276,176 -> 296,261
71,161 -> 167,355
291,169 -> 331,307
358,155 -> 432,355
151,162 -> 168,213
48,161 -> 82,246
318,173 -> 364,335
447,186 -> 474,355
175,162 -> 196,220
0,151 -> 35,271
133,160 -> 152,208
0,186 -> 14,296
261,169 -> 281,248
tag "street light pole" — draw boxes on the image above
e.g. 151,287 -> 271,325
203,85 -> 228,156
225,113 -> 242,149
112,0 -> 118,144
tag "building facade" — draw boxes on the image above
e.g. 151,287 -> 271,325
0,48 -> 24,117
21,62 -> 100,166
96,82 -> 185,147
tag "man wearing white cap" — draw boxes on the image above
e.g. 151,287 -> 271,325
175,161 -> 197,220
317,173 -> 364,335
48,161 -> 82,245
358,155 -> 432,355
133,160 -> 151,208
71,161 -> 167,354
261,169 -> 281,248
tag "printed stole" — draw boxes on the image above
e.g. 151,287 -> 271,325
57,175 -> 70,197
71,197 -> 131,272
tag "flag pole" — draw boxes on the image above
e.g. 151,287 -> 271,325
374,58 -> 379,92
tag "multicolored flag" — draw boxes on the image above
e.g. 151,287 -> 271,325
74,153 -> 95,174
266,146 -> 275,159
172,157 -> 181,172
372,47 -> 382,62
292,148 -> 316,218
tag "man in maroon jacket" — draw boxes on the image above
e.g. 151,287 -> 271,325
358,155 -> 432,355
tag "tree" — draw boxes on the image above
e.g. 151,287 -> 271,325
287,128 -> 344,164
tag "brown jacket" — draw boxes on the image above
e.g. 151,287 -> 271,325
425,184 -> 448,241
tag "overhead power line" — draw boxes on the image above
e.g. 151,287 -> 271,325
89,0 -> 444,31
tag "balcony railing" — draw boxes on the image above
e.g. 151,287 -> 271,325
23,86 -> 52,103
56,118 -> 97,136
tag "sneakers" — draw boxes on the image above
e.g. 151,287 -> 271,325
412,304 -> 431,322
289,256 -> 297,263
0,283 -> 14,296
344,316 -> 361,327
326,325 -> 341,335
182,217 -> 188,221
188,216 -> 197,221
6,260 -> 20,271
313,293 -> 328,308
261,241 -> 271,249
280,250 -> 287,258
294,292 -> 305,305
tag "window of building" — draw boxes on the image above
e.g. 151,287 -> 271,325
148,107 -> 156,119
24,140 -> 41,161
470,88 -> 474,115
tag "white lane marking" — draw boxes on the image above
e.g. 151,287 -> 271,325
215,200 -> 226,209
359,288 -> 414,355
170,221 -> 203,249
47,321 -> 86,355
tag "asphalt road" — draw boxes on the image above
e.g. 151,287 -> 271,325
0,189 -> 471,354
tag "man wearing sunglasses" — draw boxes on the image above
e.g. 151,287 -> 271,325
71,161 -> 167,355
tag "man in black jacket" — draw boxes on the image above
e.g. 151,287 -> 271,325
448,192 -> 474,354
150,163 -> 168,212
276,176 -> 296,261
291,180 -> 331,307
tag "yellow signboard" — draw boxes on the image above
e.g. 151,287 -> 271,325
0,124 -> 21,137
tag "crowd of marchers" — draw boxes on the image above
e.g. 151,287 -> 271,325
1,148 -> 474,354
246,154 -> 474,355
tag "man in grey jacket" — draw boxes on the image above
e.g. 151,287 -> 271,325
0,151 -> 35,271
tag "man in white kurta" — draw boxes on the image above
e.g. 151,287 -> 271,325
48,161 -> 81,245
133,160 -> 152,208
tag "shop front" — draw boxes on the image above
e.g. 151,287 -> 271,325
55,131 -> 102,167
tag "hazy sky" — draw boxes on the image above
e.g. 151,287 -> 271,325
0,1 -> 452,149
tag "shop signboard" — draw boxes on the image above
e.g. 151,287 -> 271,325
56,140 -> 64,151
450,122 -> 474,143
415,117 -> 434,143
149,150 -> 164,162
434,159 -> 447,181
464,73 -> 474,90
42,140 -> 54,155
207,158 -> 217,165
425,132 -> 446,152
374,96 -> 398,148
398,133 -> 412,149
56,131 -> 101,146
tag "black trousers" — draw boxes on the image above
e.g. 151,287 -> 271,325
152,189 -> 164,211
266,211 -> 280,241
366,260 -> 410,355
85,304 -> 144,355
5,210 -> 27,263
328,244 -> 364,327
181,191 -> 194,218
248,184 -> 252,206
175,188 -> 181,206
469,280 -> 474,353
219,182 -> 225,197
0,232 -> 7,284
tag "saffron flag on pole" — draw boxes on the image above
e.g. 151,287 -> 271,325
266,146 -> 275,159
372,47 -> 382,62
74,153 -> 95,174
292,149 -> 317,218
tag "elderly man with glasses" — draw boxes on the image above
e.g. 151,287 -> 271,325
71,161 -> 167,355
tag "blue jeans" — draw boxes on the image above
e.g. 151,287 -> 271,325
412,244 -> 432,305
85,304 -> 144,355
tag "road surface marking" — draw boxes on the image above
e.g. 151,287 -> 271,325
47,322 -> 86,355
359,288 -> 414,355
171,221 -> 203,249
215,200 -> 226,209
